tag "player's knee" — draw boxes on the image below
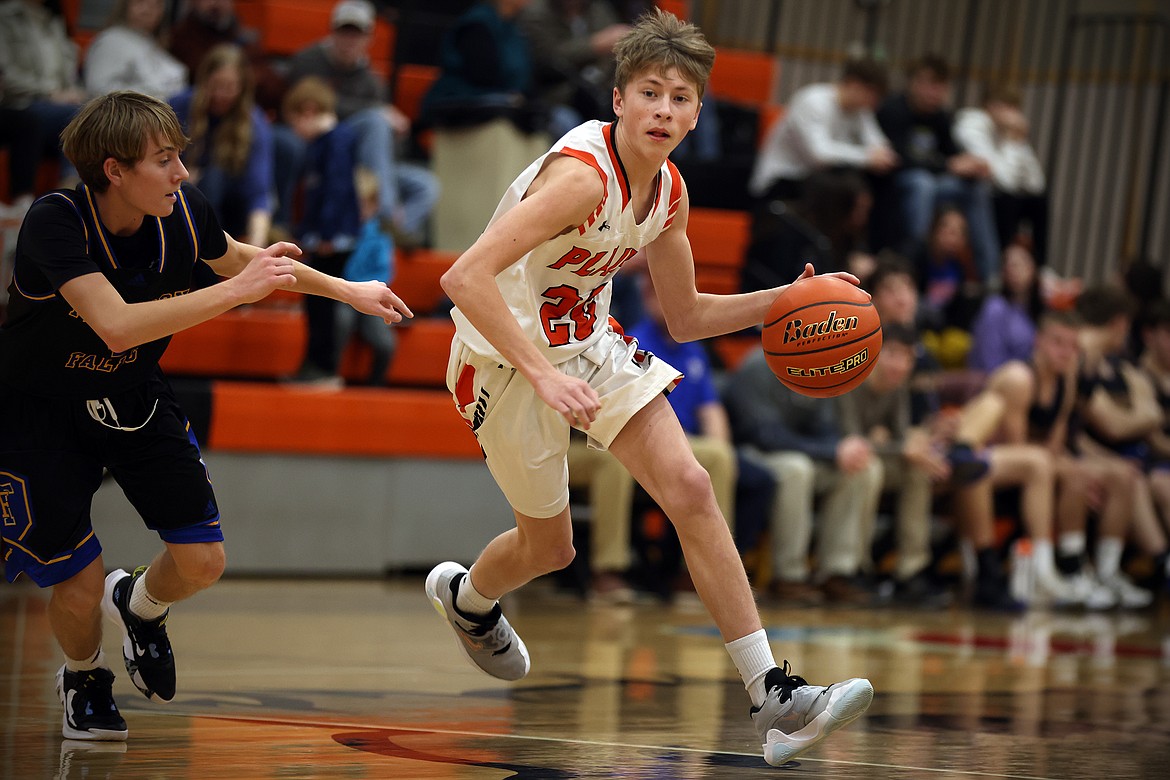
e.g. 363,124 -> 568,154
173,543 -> 226,589
535,542 -> 576,573
51,579 -> 103,617
665,461 -> 715,513
1023,449 -> 1053,482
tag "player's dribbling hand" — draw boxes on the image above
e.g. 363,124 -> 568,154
789,263 -> 864,291
348,281 -> 414,324
533,372 -> 600,430
233,241 -> 300,303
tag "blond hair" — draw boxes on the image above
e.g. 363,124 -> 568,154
61,91 -> 189,193
282,76 -> 338,121
613,9 -> 715,98
190,44 -> 256,176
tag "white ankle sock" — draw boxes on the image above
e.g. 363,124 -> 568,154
1058,531 -> 1086,559
455,566 -> 497,618
725,629 -> 777,708
65,648 -> 106,673
1032,539 -> 1058,579
1095,537 -> 1124,580
129,569 -> 171,620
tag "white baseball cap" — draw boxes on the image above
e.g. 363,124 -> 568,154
331,0 -> 375,32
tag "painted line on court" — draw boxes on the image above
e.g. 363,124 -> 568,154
120,707 -> 1070,780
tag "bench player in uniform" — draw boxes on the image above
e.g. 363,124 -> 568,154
0,90 -> 411,740
424,10 -> 873,768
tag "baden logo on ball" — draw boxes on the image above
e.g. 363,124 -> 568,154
762,276 -> 883,398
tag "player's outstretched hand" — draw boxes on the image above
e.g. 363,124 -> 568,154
347,280 -> 414,324
232,241 -> 300,303
533,372 -> 600,430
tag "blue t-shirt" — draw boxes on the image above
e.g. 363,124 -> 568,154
628,318 -> 718,435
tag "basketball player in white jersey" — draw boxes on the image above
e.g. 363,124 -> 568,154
424,10 -> 874,767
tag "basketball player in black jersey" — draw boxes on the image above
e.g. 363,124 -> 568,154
0,91 -> 411,740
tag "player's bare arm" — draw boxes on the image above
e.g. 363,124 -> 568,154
212,235 -> 413,324
645,179 -> 860,342
1083,364 -> 1162,441
58,245 -> 298,355
441,154 -> 604,427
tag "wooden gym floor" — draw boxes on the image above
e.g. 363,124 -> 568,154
2,577 -> 1168,779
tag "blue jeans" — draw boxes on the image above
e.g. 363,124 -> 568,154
895,168 -> 1001,282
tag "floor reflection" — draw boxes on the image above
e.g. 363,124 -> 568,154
2,580 -> 1167,778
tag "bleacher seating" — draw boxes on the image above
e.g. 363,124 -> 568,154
14,0 -> 769,460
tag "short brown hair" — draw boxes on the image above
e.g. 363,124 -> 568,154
61,91 -> 189,193
613,9 -> 715,99
841,58 -> 889,95
282,76 -> 338,120
906,53 -> 951,83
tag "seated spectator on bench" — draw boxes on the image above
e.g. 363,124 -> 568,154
518,0 -> 629,139
0,0 -> 86,205
954,86 -> 1048,266
170,44 -> 275,248
742,169 -> 874,293
749,57 -> 895,204
420,0 -> 545,136
83,0 -> 188,101
967,243 -> 1043,374
276,0 -> 439,247
877,54 -> 999,283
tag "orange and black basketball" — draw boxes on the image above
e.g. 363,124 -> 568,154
761,276 -> 882,398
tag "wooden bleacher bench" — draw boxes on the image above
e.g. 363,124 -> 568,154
708,48 -> 780,107
206,380 -> 478,458
161,308 -> 454,388
687,206 -> 750,295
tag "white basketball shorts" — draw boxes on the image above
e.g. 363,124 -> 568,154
446,325 -> 682,519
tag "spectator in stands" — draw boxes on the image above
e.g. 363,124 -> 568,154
867,255 -> 943,425
1138,299 -> 1170,591
954,86 -> 1048,266
911,205 -> 984,369
0,0 -> 86,208
749,58 -> 895,204
420,0 -> 543,135
943,353 -> 1071,610
83,0 -> 188,101
1071,285 -> 1162,607
723,347 -> 880,606
948,307 -> 1146,609
169,0 -> 284,113
0,89 -> 410,744
967,243 -> 1043,374
335,169 -> 398,386
876,54 -> 1000,283
170,44 -> 274,247
742,168 -> 874,293
282,76 -> 369,386
518,0 -> 630,139
277,0 -> 439,247
837,323 -> 953,607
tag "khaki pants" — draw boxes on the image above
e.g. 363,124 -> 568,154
750,449 -> 882,582
859,454 -> 934,581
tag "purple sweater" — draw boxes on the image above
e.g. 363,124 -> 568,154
968,295 -> 1036,372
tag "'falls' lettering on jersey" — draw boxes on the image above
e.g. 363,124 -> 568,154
547,246 -> 639,279
65,348 -> 139,373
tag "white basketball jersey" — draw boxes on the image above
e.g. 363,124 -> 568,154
451,120 -> 683,366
